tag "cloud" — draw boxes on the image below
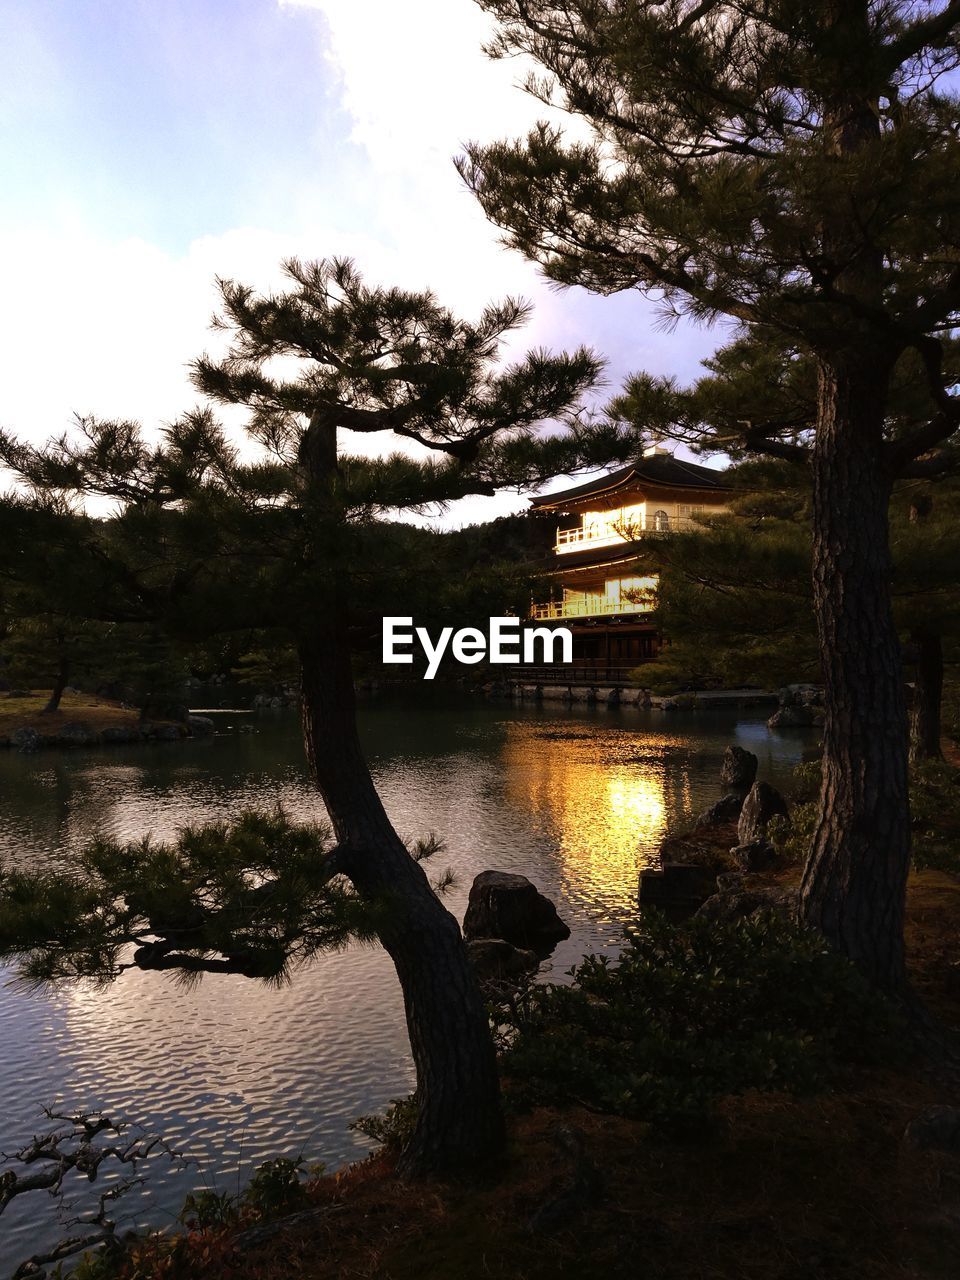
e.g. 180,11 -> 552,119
281,0 -> 552,170
0,1 -> 721,528
284,0 -> 721,385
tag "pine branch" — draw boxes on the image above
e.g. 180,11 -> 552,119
880,0 -> 960,74
887,335 -> 960,470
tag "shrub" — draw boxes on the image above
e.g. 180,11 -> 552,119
350,1094 -> 419,1153
499,912 -> 900,1133
910,760 -> 960,874
768,758 -> 821,864
768,800 -> 816,865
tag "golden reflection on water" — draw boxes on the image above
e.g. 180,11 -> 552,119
501,724 -> 693,916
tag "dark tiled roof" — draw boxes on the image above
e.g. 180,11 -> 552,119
529,455 -> 731,509
530,544 -> 649,574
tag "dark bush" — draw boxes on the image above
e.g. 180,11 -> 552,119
498,912 -> 900,1132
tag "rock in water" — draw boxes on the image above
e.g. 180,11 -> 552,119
463,871 -> 570,951
737,781 -> 789,845
695,792 -> 746,827
466,938 -> 539,991
768,704 -> 825,728
719,745 -> 758,793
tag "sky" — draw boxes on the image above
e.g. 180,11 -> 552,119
0,0 -> 723,524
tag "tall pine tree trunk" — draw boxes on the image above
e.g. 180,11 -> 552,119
799,352 -> 911,991
799,41 -> 914,993
296,418 -> 504,1176
908,628 -> 944,763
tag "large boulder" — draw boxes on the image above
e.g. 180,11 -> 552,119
187,714 -> 216,736
696,878 -> 797,925
719,745 -> 758,793
730,838 -> 777,872
55,722 -> 99,747
463,871 -> 570,951
768,704 -> 825,729
778,683 -> 824,707
737,781 -> 789,845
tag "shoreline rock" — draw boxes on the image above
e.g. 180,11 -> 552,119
720,745 -> 758,793
638,862 -> 719,913
737,781 -> 789,845
463,871 -> 570,953
466,937 -> 540,993
2,715 -> 217,752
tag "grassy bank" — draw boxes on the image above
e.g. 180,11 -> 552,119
0,689 -> 139,734
0,689 -> 187,748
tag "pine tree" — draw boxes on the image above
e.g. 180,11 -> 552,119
0,257 -> 624,1174
612,329 -> 960,759
460,2 -> 960,989
623,466 -> 820,692
630,459 -> 960,766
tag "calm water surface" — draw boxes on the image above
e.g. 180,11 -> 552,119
0,697 -> 813,1271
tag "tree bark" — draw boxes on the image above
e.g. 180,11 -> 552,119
296,418 -> 504,1176
799,352 -> 911,991
798,31 -> 914,992
42,645 -> 69,714
908,628 -> 944,763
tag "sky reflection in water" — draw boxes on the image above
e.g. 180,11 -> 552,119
0,698 -> 813,1268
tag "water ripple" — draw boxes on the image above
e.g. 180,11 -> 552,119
0,699 -> 810,1272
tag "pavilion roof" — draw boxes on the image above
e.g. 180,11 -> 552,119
529,454 -> 732,510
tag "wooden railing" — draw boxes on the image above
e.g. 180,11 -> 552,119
555,515 -> 702,552
530,596 -> 656,621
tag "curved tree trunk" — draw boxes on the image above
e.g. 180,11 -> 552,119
298,628 -> 504,1175
908,628 -> 944,763
296,417 -> 504,1177
799,353 -> 911,991
42,646 -> 69,714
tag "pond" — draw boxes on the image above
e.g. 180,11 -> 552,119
0,696 -> 815,1272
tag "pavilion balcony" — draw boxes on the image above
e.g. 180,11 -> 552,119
554,515 -> 701,553
530,596 -> 656,621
